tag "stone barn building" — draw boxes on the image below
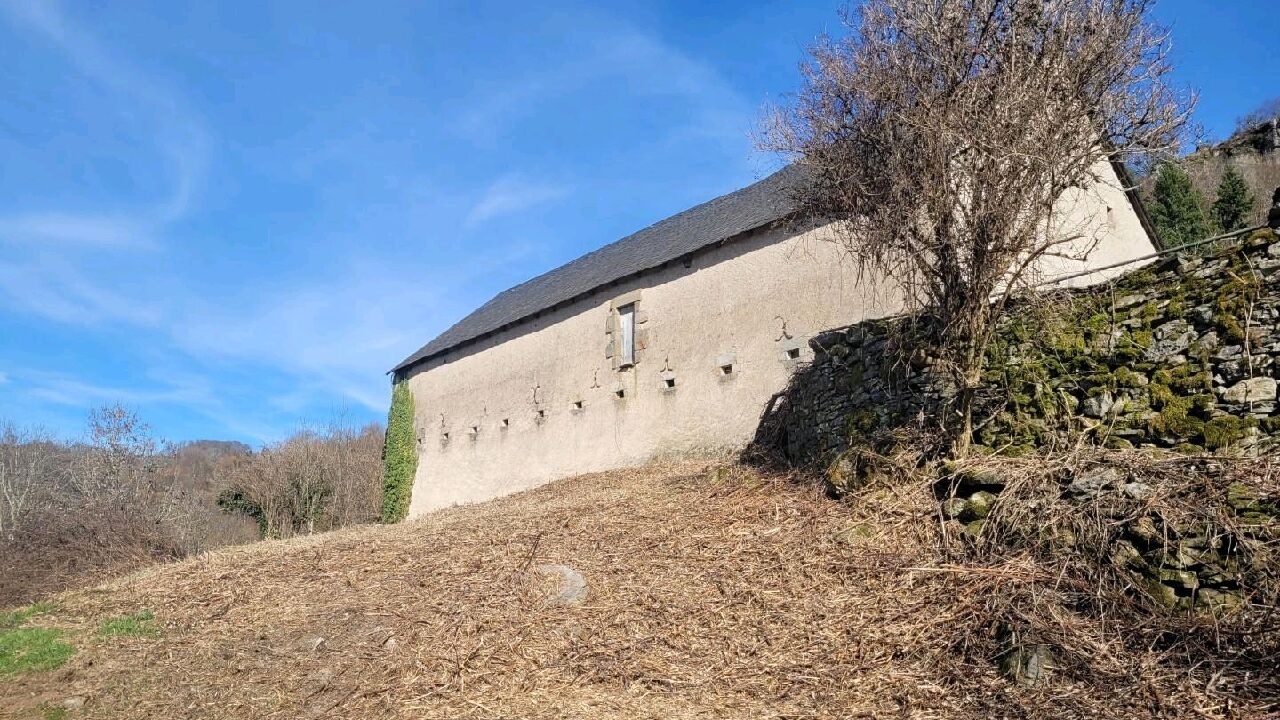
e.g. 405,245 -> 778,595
392,162 -> 1159,517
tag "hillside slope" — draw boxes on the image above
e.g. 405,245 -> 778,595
0,460 -> 1273,719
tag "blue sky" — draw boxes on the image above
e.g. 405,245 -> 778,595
0,0 -> 1276,445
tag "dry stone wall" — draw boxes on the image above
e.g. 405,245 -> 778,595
762,228 -> 1280,471
751,228 -> 1280,619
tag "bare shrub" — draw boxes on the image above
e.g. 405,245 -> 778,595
0,407 -> 382,606
0,423 -> 60,540
762,0 -> 1193,455
218,422 -> 383,539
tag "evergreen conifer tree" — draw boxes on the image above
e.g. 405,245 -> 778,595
1211,164 -> 1255,233
1150,163 -> 1212,248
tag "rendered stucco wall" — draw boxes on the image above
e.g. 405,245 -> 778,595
402,163 -> 1155,517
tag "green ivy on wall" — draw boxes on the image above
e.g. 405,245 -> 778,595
381,381 -> 418,523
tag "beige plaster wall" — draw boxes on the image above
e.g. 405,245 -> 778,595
403,163 -> 1155,517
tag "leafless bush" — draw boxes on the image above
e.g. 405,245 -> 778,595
0,406 -> 187,606
762,0 -> 1193,455
0,407 -> 383,607
218,423 -> 383,539
0,422 -> 61,540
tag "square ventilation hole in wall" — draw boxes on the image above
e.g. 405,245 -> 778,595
468,426 -> 479,439
715,353 -> 737,378
572,400 -> 584,411
615,388 -> 625,399
786,347 -> 800,360
501,418 -> 510,429
441,432 -> 450,442
535,409 -> 546,422
665,377 -> 676,389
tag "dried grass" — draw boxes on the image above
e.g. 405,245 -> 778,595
1,456 -> 1276,719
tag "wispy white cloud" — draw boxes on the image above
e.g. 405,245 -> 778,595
466,174 -> 571,227
0,212 -> 155,249
23,372 -> 209,408
0,256 -> 163,327
0,0 -> 207,246
170,274 -> 435,413
451,20 -> 749,152
8,366 -> 287,444
0,1 -> 196,345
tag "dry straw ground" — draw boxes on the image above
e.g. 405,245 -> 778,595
1,458 -> 1276,719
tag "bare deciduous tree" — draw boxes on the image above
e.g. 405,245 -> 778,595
1235,96 -> 1280,136
0,423 -> 59,539
763,0 -> 1193,454
72,404 -> 165,503
219,422 -> 383,539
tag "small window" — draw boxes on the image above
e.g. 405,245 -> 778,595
614,388 -> 626,399
501,418 -> 510,428
442,432 -> 450,441
573,400 -> 584,410
468,426 -> 479,438
617,303 -> 636,367
786,347 -> 801,360
720,362 -> 734,375
536,409 -> 546,421
664,377 -> 676,389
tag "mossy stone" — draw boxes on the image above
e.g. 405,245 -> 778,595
959,491 -> 998,522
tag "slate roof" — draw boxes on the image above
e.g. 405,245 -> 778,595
392,165 -> 806,373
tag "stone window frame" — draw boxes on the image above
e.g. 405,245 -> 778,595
604,291 -> 649,371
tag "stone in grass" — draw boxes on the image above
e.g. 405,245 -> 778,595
961,519 -> 986,540
1000,644 -> 1054,687
935,463 -> 1006,497
958,491 -> 998,523
1144,577 -> 1182,608
536,564 -> 588,606
1195,588 -> 1243,613
1064,466 -> 1121,500
1110,539 -> 1143,569
939,497 -> 967,520
1156,567 -> 1198,591
1121,482 -> 1151,500
296,634 -> 326,652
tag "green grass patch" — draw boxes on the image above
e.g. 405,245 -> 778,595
0,602 -> 56,630
0,627 -> 75,675
98,610 -> 160,638
38,704 -> 69,720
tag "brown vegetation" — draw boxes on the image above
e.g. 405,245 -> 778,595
0,407 -> 383,608
3,454 -> 1276,718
